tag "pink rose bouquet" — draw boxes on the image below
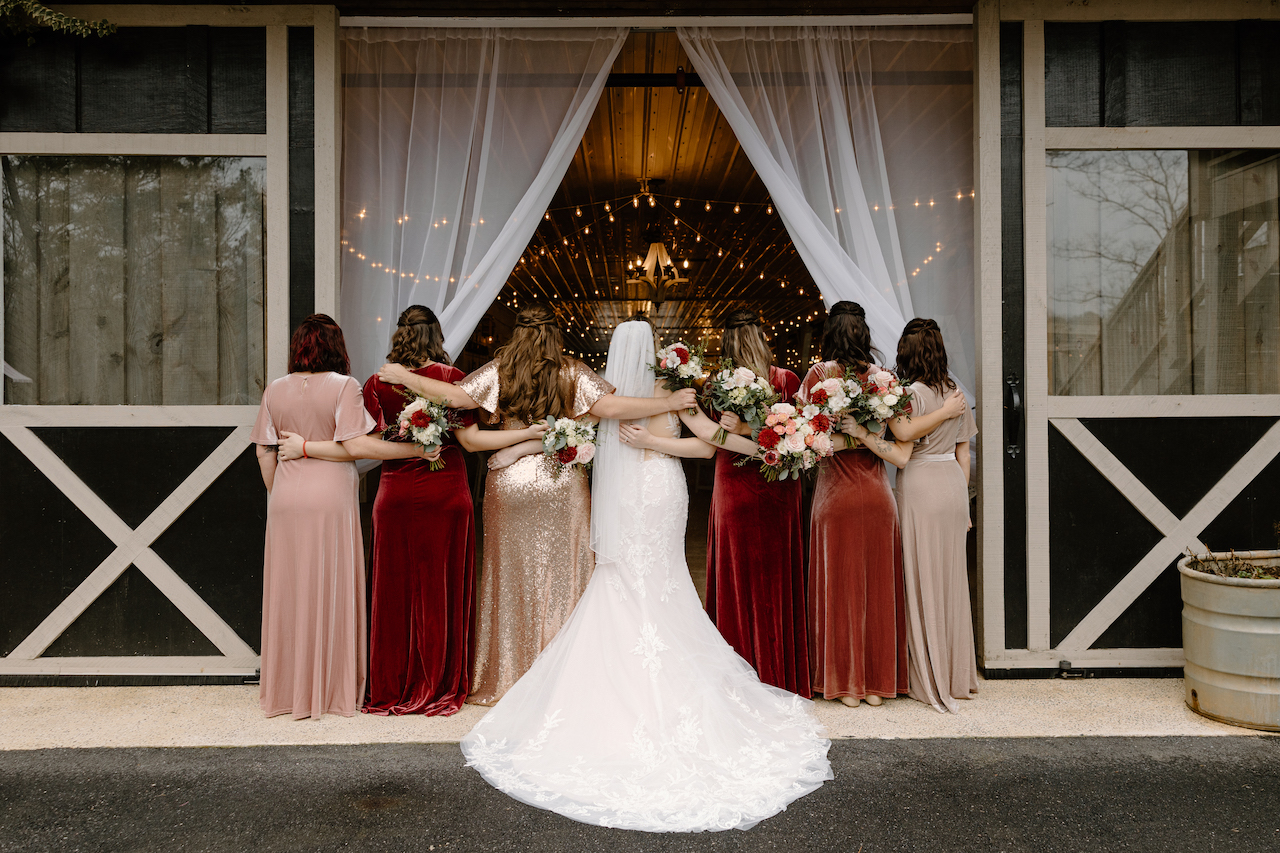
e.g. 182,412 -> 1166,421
541,416 -> 597,477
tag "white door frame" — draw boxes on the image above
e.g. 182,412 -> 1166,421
981,0 -> 1280,671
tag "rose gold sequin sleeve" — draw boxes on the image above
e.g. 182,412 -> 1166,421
568,360 -> 615,418
459,360 -> 502,424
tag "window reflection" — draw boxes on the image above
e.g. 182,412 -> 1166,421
3,156 -> 266,405
1047,149 -> 1280,395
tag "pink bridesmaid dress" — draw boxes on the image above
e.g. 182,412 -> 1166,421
250,371 -> 376,719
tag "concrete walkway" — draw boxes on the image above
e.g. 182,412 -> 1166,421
0,676 -> 1256,750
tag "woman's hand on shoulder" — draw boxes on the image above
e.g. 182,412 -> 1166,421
378,362 -> 413,386
619,423 -> 656,450
939,389 -> 966,419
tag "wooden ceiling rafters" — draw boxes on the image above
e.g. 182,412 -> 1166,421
475,29 -> 974,370
487,31 -> 825,365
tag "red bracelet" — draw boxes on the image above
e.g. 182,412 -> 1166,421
302,440 -> 308,459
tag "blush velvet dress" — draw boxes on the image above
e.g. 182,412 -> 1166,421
705,365 -> 811,697
896,382 -> 980,713
251,371 -> 376,719
458,359 -> 614,705
801,362 -> 908,703
361,363 -> 477,716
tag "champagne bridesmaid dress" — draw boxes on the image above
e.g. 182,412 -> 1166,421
895,382 -> 979,712
250,372 -> 376,719
704,365 -> 811,697
362,363 -> 477,716
459,359 -> 614,705
802,362 -> 908,704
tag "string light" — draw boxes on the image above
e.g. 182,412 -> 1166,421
633,196 -> 639,207
674,198 -> 681,208
705,202 -> 711,211
648,195 -> 656,207
733,204 -> 740,214
575,207 -> 582,216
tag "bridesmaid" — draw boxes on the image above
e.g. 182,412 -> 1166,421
250,314 -> 381,719
379,303 -> 698,705
891,318 -> 979,713
799,302 -> 962,708
704,308 -> 810,697
278,305 -> 478,716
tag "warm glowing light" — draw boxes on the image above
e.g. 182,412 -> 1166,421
358,209 -> 366,218
873,204 -> 879,211
914,200 -> 920,207
604,202 -> 611,212
682,259 -> 689,269
717,249 -> 723,257
673,218 -> 679,226
695,235 -> 701,242
575,207 -> 582,217
609,214 -> 615,222
705,202 -> 711,211
733,204 -> 740,214
648,195 -> 656,207
929,199 -> 935,207
766,204 -> 773,215
633,196 -> 640,207
674,199 -> 681,208
545,212 -> 552,220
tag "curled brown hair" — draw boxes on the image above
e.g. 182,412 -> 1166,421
895,317 -> 955,391
288,314 -> 350,375
821,301 -> 874,372
495,303 -> 573,423
720,309 -> 773,378
387,305 -> 450,367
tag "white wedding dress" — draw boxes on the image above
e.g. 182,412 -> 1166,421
460,323 -> 832,832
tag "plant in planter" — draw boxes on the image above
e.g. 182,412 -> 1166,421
1177,535 -> 1280,731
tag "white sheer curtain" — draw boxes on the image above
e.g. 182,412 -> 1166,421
341,27 -> 627,378
677,26 -> 974,390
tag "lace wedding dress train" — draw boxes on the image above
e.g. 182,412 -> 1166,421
460,453 -> 832,832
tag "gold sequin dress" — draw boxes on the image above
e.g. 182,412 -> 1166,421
459,359 -> 614,705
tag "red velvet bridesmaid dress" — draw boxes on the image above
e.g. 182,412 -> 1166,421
705,365 -> 811,697
362,363 -> 477,716
802,362 -> 908,703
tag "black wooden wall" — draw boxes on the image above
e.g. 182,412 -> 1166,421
0,25 -> 319,675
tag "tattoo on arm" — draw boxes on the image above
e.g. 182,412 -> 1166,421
870,433 -> 892,455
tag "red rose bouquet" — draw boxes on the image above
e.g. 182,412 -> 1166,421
383,392 -> 468,471
849,365 -> 913,434
738,401 -> 837,482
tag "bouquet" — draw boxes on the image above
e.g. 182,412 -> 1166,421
701,362 -> 778,445
384,393 -> 468,471
541,416 -> 597,477
739,402 -> 836,482
848,365 -> 913,435
653,341 -> 706,391
800,367 -> 859,448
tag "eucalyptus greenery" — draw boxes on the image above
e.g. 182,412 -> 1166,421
1,0 -> 115,42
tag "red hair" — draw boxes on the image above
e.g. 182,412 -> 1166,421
288,314 -> 351,375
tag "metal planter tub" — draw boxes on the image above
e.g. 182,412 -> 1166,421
1178,550 -> 1280,731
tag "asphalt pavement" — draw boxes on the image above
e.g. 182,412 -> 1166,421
2,737 -> 1278,852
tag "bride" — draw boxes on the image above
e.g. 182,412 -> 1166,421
460,317 -> 832,832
